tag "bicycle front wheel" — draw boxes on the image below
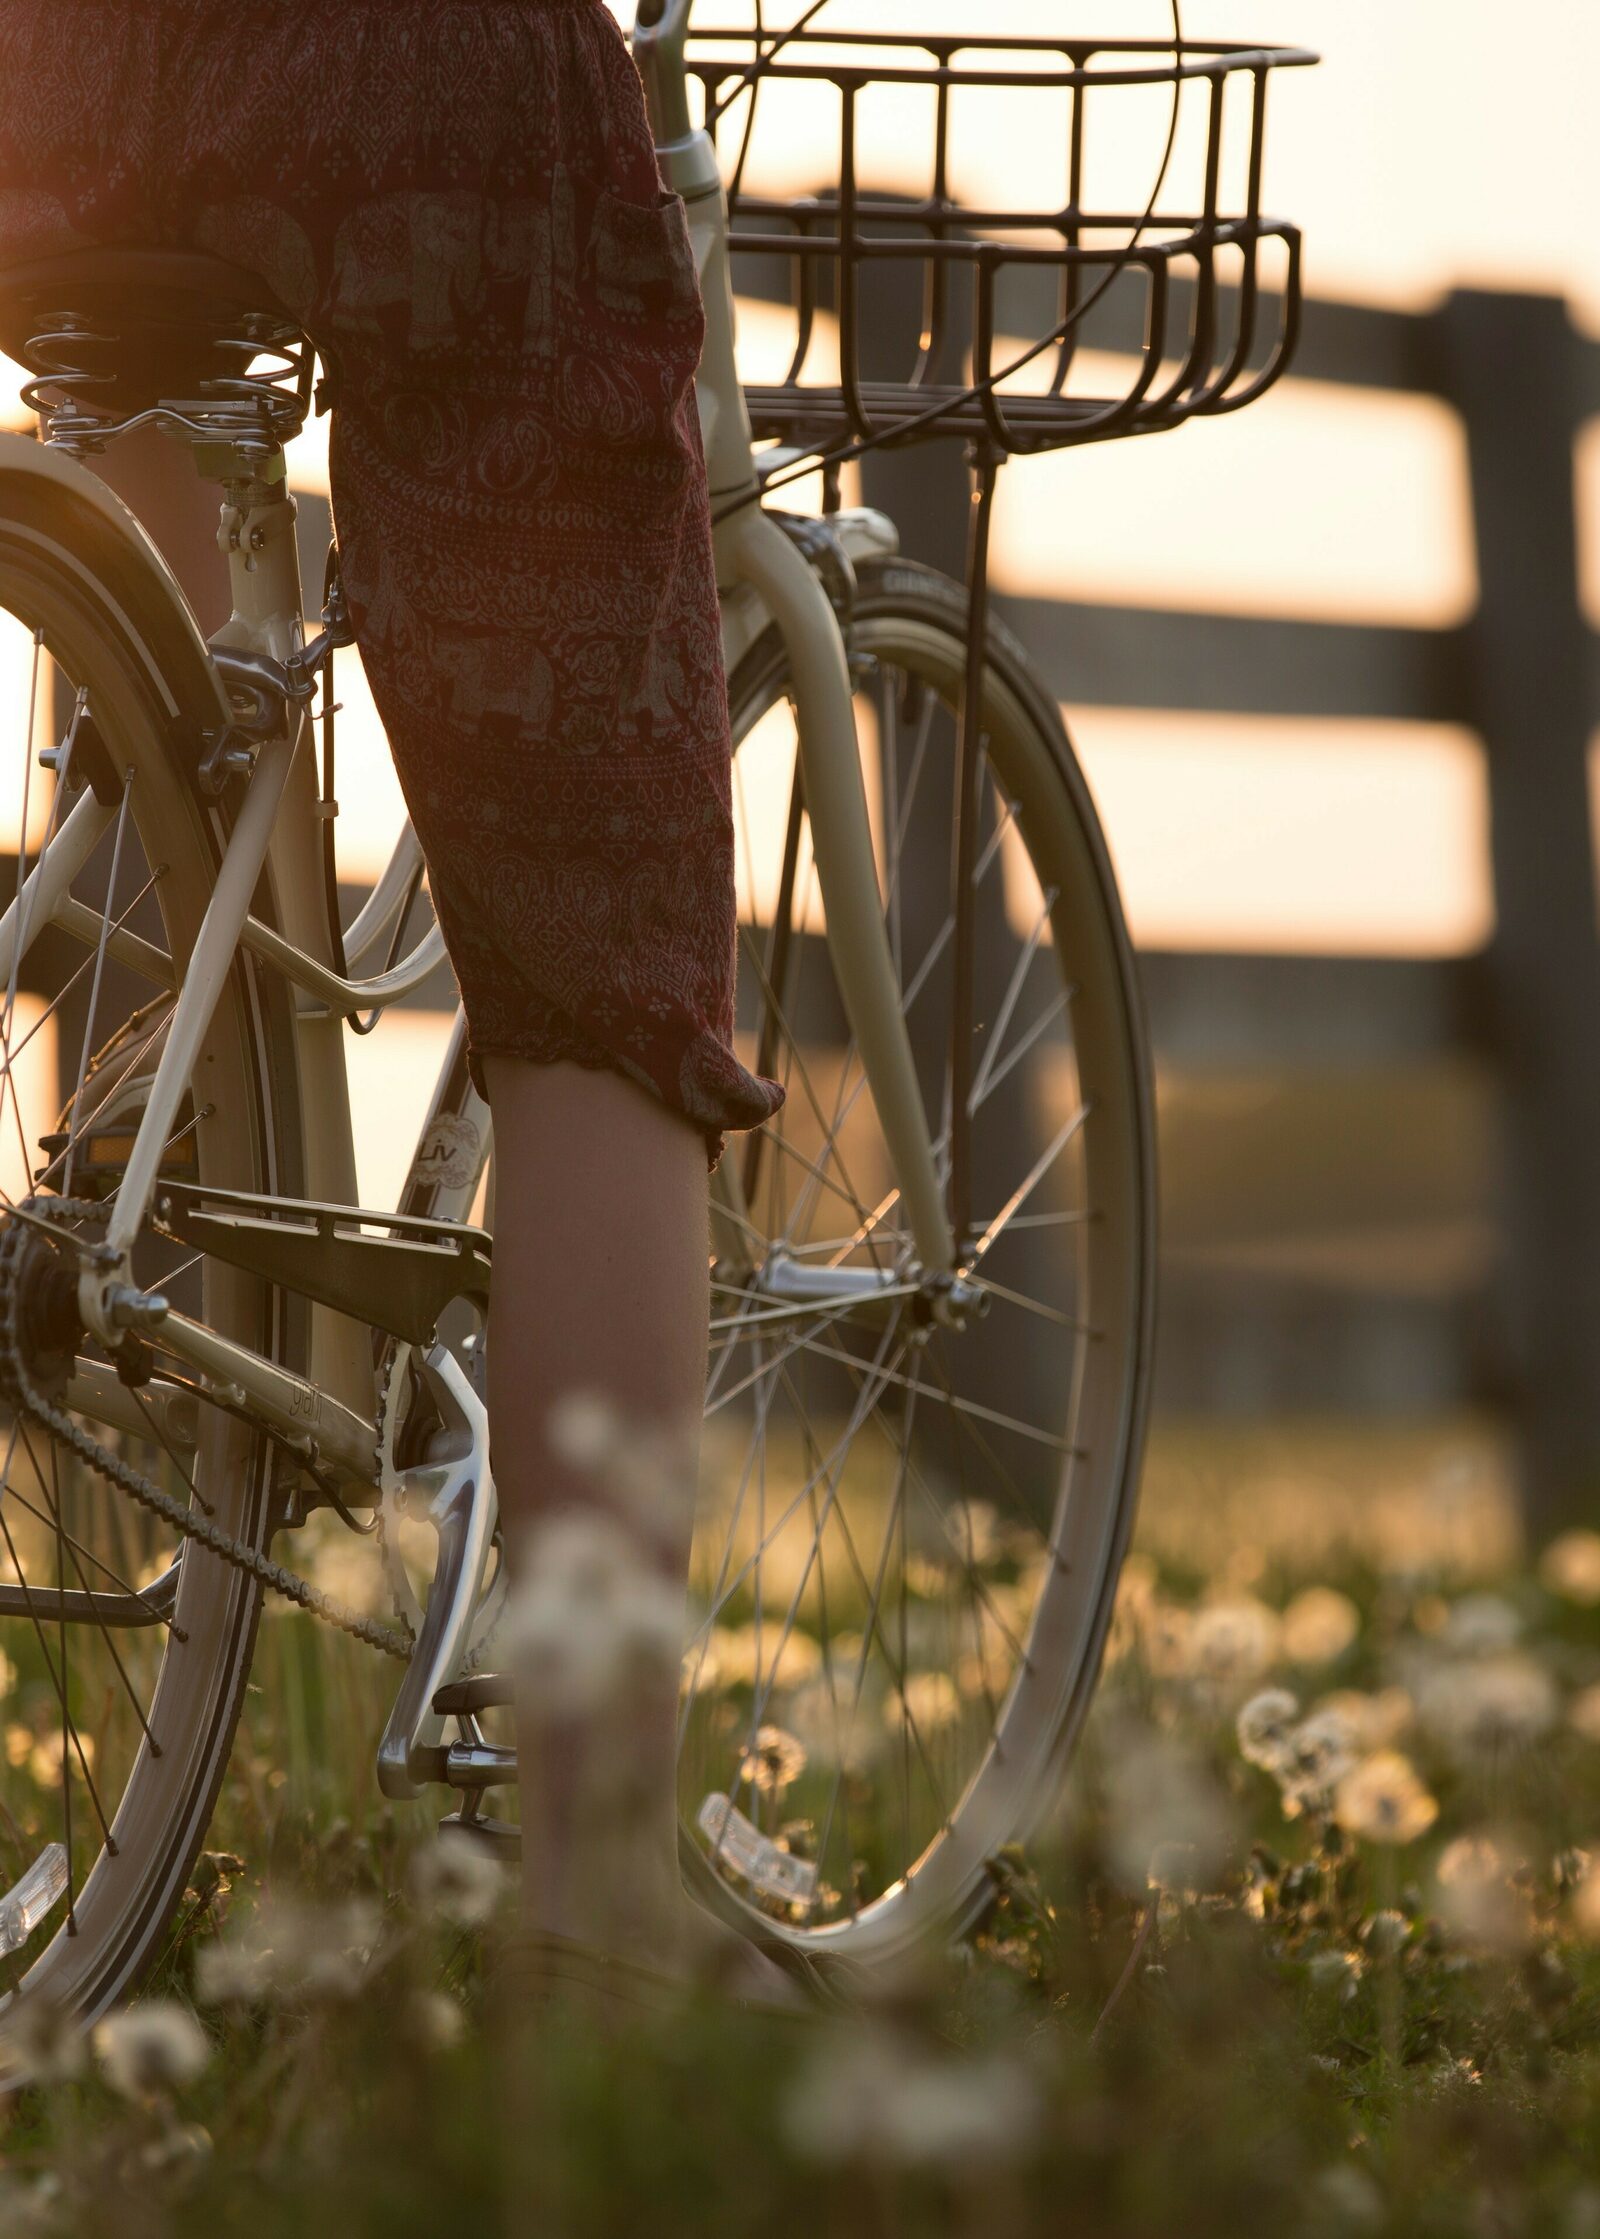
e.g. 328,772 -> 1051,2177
681,552 -> 1156,1964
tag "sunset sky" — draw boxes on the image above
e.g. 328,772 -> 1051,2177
1,2 -> 1594,1203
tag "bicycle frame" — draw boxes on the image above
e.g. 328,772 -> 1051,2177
17,0 -> 954,1506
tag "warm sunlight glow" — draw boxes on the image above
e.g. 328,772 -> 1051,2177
1576,419 -> 1600,632
0,995 -> 56,1207
343,1008 -> 457,1213
1053,711 -> 1493,956
994,366 -> 1478,627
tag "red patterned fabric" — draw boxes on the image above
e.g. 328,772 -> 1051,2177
0,0 -> 782,1158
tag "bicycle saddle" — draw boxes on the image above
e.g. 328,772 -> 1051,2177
0,246 -> 302,420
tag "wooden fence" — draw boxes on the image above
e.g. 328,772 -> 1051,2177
840,274 -> 1600,1530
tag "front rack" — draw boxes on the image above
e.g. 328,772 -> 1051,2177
690,29 -> 1317,460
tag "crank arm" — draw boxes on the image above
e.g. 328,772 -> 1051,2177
376,1346 -> 498,1801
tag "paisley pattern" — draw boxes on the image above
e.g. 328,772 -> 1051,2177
0,0 -> 782,1157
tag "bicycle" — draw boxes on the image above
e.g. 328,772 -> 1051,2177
0,3 -> 1312,2035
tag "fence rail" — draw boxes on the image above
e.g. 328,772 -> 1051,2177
751,252 -> 1600,1526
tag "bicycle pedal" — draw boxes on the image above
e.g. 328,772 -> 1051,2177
439,1811 -> 520,1865
432,1673 -> 512,1718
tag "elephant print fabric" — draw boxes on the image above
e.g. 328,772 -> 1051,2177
0,0 -> 783,1158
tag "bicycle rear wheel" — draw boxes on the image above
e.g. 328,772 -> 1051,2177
0,477 -> 298,2037
680,553 -> 1155,1963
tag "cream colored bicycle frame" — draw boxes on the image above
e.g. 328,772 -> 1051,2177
41,0 -> 952,1481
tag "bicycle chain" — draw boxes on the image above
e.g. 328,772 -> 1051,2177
0,1196 -> 414,1661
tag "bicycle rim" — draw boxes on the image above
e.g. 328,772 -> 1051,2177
0,513 -> 290,2032
680,554 -> 1155,1962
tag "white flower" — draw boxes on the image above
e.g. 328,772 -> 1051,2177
1186,1597 -> 1279,1692
1274,1709 -> 1357,1817
737,1725 -> 809,1795
506,1511 -> 683,1716
1540,1529 -> 1600,1607
1237,1689 -> 1300,1769
1334,1752 -> 1438,1846
1434,1834 -> 1531,1953
194,1898 -> 379,2007
1362,1909 -> 1410,1960
1280,1588 -> 1360,1667
409,1837 -> 505,1930
1314,1687 -> 1414,1753
1103,1724 -> 1234,1896
546,1393 -> 698,1526
1309,2163 -> 1385,2229
1306,1948 -> 1363,2000
1416,1653 -> 1558,1755
783,2024 -> 1040,2170
0,1991 -> 85,2084
0,2172 -> 65,2236
93,2001 -> 209,2100
884,1673 -> 960,1736
194,1938 -> 276,2008
1236,1692 -> 1353,1816
1441,1593 -> 1522,1656
406,1990 -> 467,2053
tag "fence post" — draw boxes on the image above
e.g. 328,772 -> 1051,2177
1440,288 -> 1600,1533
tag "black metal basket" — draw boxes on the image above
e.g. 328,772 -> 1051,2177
689,28 -> 1317,460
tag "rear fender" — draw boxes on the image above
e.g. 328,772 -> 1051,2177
0,432 -> 231,761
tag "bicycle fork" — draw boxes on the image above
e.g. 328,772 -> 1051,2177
659,109 -> 965,1299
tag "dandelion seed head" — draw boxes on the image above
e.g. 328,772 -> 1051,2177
1441,1593 -> 1522,1656
1435,1833 -> 1531,1952
409,1836 -> 505,1929
1274,1709 -> 1357,1816
1280,1587 -> 1361,1667
738,1724 -> 808,1795
1185,1596 -> 1279,1694
1416,1653 -> 1557,1756
93,2001 -> 209,2100
885,1672 -> 960,1736
1361,1909 -> 1410,1960
1237,1688 -> 1300,1769
1305,1948 -> 1364,1999
1334,1751 -> 1438,1846
1540,1529 -> 1600,1607
407,1989 -> 467,2053
1103,1723 -> 1235,1896
506,1510 -> 683,1716
783,2025 -> 1040,2170
0,1990 -> 85,2084
1314,1687 -> 1414,1753
194,1898 -> 378,2007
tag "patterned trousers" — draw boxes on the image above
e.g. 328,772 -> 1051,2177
0,0 -> 782,1158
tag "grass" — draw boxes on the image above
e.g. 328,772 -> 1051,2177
3,1421 -> 1600,2236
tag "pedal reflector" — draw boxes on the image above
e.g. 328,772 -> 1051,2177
697,1793 -> 817,1910
0,1845 -> 68,1954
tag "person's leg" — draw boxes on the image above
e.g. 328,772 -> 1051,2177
482,1053 -> 708,1968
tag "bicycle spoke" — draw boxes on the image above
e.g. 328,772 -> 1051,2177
62,773 -> 134,1196
26,1426 -> 159,1751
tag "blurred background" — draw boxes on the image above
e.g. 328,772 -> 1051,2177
2,0 -> 1595,1562
658,0 -> 1600,1561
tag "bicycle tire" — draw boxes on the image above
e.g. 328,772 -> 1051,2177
0,466 -> 303,2038
679,552 -> 1156,1964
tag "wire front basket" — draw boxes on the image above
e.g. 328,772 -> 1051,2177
690,28 -> 1317,461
